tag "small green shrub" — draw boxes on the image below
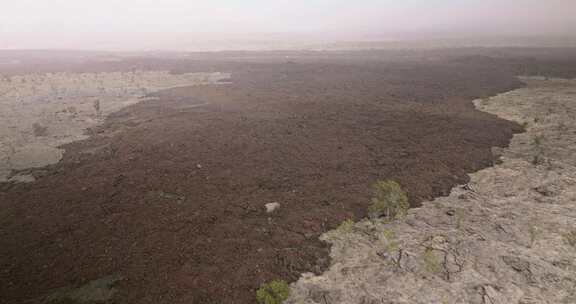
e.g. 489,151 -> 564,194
379,229 -> 399,252
337,219 -> 355,232
564,230 -> 576,247
256,280 -> 290,304
423,248 -> 441,274
381,228 -> 395,240
532,135 -> 544,147
529,225 -> 540,248
368,180 -> 409,220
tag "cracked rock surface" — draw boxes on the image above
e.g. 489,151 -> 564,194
288,77 -> 576,304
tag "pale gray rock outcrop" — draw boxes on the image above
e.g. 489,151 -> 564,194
0,71 -> 230,182
288,77 -> 576,304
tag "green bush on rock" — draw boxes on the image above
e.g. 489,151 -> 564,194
368,180 -> 409,221
336,219 -> 355,232
256,280 -> 290,304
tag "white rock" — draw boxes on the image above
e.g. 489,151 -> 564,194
265,202 -> 281,213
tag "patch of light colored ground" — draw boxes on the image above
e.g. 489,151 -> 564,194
0,71 -> 230,182
288,77 -> 576,304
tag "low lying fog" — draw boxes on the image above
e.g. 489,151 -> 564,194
1,0 -> 575,50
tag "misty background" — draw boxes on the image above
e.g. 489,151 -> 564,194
1,0 -> 575,51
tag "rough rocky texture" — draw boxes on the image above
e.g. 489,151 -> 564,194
0,55 -> 525,304
0,71 -> 230,182
288,77 -> 576,304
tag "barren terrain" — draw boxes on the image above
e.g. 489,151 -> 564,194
0,71 -> 230,182
0,49 -> 575,304
289,77 -> 576,303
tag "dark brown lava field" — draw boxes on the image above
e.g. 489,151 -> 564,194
2,48 -> 576,303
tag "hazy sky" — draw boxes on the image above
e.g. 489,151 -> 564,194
1,0 -> 575,49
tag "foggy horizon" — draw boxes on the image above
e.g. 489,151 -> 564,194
1,0 -> 576,50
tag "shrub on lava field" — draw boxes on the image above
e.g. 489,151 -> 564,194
368,180 -> 409,220
336,219 -> 355,232
564,230 -> 576,248
256,280 -> 290,304
532,135 -> 544,147
422,247 -> 442,274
